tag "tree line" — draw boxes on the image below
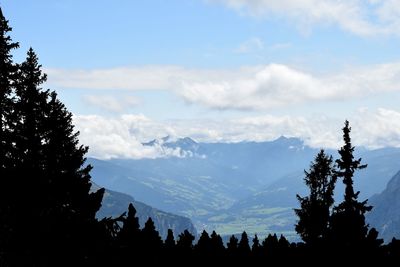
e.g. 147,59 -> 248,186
1,6 -> 400,266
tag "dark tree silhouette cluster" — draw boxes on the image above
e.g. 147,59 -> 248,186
1,6 -> 400,266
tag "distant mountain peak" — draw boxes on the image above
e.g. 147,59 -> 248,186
174,137 -> 197,145
276,135 -> 289,141
142,136 -> 202,158
273,135 -> 304,147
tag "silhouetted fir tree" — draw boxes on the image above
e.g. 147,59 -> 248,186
165,229 -> 176,250
10,48 -> 51,266
176,230 -> 195,258
44,91 -> 104,220
252,234 -> 261,257
227,235 -> 238,255
116,203 -> 141,264
163,229 -> 177,263
0,8 -> 19,263
142,217 -> 163,251
118,203 -> 141,246
238,231 -> 251,257
262,234 -> 279,257
6,48 -> 106,266
210,231 -> 225,255
0,6 -> 18,172
329,121 -> 374,250
278,235 -> 290,249
294,149 -> 336,246
196,230 -> 211,255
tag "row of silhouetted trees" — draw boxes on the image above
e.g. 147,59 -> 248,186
1,6 -> 400,266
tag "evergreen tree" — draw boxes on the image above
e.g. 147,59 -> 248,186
252,234 -> 261,256
176,230 -> 195,256
164,229 -> 176,250
262,234 -> 279,257
9,48 -> 51,266
227,235 -> 238,254
329,120 -> 372,248
196,230 -> 211,255
118,203 -> 141,247
142,217 -> 163,251
277,235 -> 290,249
15,49 -> 105,266
210,231 -> 225,255
0,7 -> 19,264
238,231 -> 251,256
0,7 -> 18,170
294,149 -> 336,245
44,90 -> 104,221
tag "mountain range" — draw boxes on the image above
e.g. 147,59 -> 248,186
89,136 -> 400,239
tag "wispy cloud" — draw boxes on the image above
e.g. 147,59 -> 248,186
47,62 -> 400,111
83,95 -> 140,113
74,108 -> 400,159
234,37 -> 264,53
210,0 -> 400,36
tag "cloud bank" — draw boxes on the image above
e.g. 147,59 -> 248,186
48,62 -> 400,111
211,0 -> 400,36
83,95 -> 140,113
74,108 -> 400,159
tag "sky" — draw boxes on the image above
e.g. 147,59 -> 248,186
2,0 -> 400,159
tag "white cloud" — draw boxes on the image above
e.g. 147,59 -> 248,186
47,62 -> 400,111
73,114 -> 191,159
210,0 -> 400,36
83,95 -> 140,113
73,109 -> 400,159
234,37 -> 264,53
180,62 -> 400,110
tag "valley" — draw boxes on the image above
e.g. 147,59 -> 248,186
90,136 -> 400,240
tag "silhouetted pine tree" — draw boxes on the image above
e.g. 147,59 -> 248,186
165,229 -> 176,250
238,231 -> 251,257
118,204 -> 141,246
278,235 -> 290,249
10,48 -> 51,266
9,48 -> 105,266
196,230 -> 211,255
117,203 -> 141,264
210,231 -> 225,255
329,120 -> 375,250
0,8 -> 19,264
294,149 -> 336,246
252,234 -> 261,256
0,6 -> 18,171
227,235 -> 238,255
176,230 -> 195,258
262,234 -> 279,257
142,217 -> 163,252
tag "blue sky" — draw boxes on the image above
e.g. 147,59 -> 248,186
3,0 -> 400,158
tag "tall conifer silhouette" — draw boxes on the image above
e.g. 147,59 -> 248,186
295,149 -> 336,245
0,8 -> 19,264
329,120 -> 372,249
